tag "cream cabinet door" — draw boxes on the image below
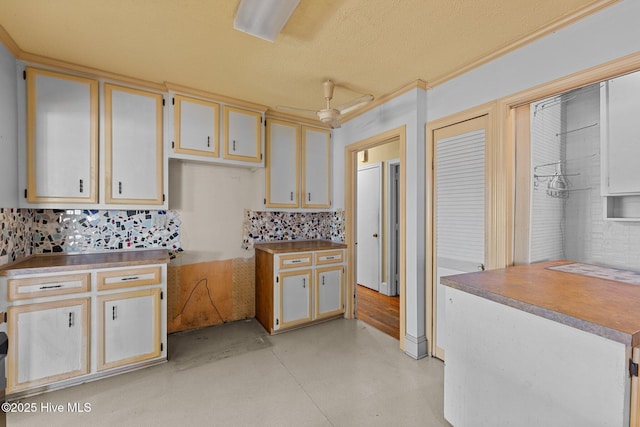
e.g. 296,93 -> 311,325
223,105 -> 262,162
174,94 -> 219,157
302,126 -> 331,208
315,266 -> 344,319
7,298 -> 90,393
277,270 -> 312,329
266,119 -> 299,207
105,84 -> 164,205
26,67 -> 98,203
98,289 -> 161,371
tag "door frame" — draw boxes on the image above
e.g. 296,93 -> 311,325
345,126 -> 406,350
385,158 -> 400,296
426,101 -> 504,359
357,162 -> 383,292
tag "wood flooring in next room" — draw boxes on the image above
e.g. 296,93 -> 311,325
356,284 -> 400,339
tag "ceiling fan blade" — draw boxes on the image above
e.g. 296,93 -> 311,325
275,105 -> 318,115
337,94 -> 374,115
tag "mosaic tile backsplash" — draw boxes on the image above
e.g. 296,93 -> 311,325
242,209 -> 345,250
0,208 -> 181,265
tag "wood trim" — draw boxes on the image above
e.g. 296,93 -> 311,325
97,288 -> 162,371
25,67 -> 99,204
173,94 -> 220,157
255,250 -> 274,333
513,105 -> 531,264
8,273 -> 90,301
426,101 -> 500,359
96,266 -> 162,291
345,125 -> 406,350
314,250 -> 344,266
265,109 -> 332,128
301,125 -> 331,209
7,298 -> 90,393
222,105 -> 263,163
341,79 -> 428,124
428,0 -> 620,88
631,346 -> 640,427
165,82 -> 268,113
0,23 -> 21,57
104,83 -> 164,205
277,269 -> 313,329
314,265 -> 344,319
277,253 -> 313,270
265,118 -> 300,208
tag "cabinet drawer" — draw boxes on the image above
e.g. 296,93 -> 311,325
314,250 -> 344,265
278,253 -> 313,270
97,266 -> 161,291
8,273 -> 90,301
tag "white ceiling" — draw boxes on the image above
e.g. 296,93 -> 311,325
0,0 -> 606,118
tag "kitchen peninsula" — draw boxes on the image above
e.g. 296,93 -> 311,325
441,260 -> 640,427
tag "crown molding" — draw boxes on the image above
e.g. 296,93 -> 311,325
164,82 -> 268,113
0,24 -> 21,57
264,109 -> 331,128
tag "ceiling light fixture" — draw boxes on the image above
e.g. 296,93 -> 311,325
233,0 -> 301,42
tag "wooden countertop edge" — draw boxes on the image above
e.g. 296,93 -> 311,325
441,276 -> 635,347
0,250 -> 170,276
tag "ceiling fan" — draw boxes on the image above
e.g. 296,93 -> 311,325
277,80 -> 374,128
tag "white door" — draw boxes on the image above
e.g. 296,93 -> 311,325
433,115 -> 487,359
278,270 -> 312,328
174,95 -> 219,156
357,163 -> 382,291
302,126 -> 331,208
266,119 -> 299,207
223,106 -> 261,162
315,266 -> 343,319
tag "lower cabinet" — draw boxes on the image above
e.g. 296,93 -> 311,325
7,298 -> 90,393
0,259 -> 167,398
255,246 -> 345,334
98,288 -> 161,371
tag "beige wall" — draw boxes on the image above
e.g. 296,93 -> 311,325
357,139 -> 400,284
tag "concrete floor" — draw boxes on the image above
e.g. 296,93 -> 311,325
7,318 -> 450,426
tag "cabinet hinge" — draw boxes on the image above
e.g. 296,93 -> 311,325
263,198 -> 266,205
163,194 -> 166,202
160,291 -> 164,300
276,318 -> 279,326
171,141 -> 175,149
172,97 -> 175,105
162,98 -> 165,106
161,342 -> 164,352
630,359 -> 638,377
24,188 -> 27,199
2,312 -> 6,323
260,153 -> 263,160
276,276 -> 279,283
23,70 -> 26,80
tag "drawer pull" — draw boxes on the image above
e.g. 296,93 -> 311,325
40,284 -> 63,290
68,312 -> 74,327
291,260 -> 302,264
120,276 -> 140,281
325,256 -> 336,260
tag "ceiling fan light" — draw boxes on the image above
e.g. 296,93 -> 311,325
233,0 -> 301,42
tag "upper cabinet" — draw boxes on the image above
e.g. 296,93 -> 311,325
265,119 -> 331,210
223,105 -> 262,163
104,84 -> 164,205
301,126 -> 331,209
173,94 -> 219,157
25,67 -> 99,204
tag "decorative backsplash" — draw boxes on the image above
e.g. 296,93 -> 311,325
0,208 -> 182,265
242,209 -> 345,250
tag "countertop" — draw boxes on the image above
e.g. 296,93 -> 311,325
441,260 -> 640,346
254,240 -> 346,254
0,249 -> 170,276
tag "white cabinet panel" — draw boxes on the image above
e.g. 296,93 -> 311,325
105,84 -> 164,205
302,126 -> 331,208
98,288 -> 161,370
26,67 -> 98,203
315,266 -> 343,319
278,270 -> 312,328
223,105 -> 262,162
174,95 -> 219,156
8,298 -> 89,392
266,119 -> 299,207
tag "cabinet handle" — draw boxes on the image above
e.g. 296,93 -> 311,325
112,305 -> 117,320
302,277 -> 306,288
120,276 -> 140,281
308,192 -> 311,202
118,181 -> 123,194
40,284 -> 63,290
68,312 -> 74,327
322,276 -> 325,286
233,140 -> 236,151
290,191 -> 293,201
207,136 -> 210,147
79,179 -> 84,193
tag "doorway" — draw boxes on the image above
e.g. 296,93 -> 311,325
345,126 -> 406,349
